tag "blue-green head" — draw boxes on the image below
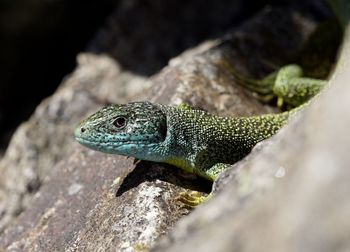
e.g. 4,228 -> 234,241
74,102 -> 168,161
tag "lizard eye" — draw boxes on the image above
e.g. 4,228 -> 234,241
113,117 -> 127,129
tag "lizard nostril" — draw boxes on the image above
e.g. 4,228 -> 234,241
80,127 -> 86,133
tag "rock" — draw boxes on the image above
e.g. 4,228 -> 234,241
0,3 -> 330,252
0,54 -> 149,233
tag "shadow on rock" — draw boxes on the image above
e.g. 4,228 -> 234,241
116,161 -> 212,197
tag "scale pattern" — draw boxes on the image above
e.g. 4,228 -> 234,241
161,105 -> 292,179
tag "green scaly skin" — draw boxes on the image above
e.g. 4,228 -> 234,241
75,102 -> 294,181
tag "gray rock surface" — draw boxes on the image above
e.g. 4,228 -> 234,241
0,2 -> 340,252
0,54 -> 149,233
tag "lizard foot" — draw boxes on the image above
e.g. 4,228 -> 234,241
176,191 -> 211,208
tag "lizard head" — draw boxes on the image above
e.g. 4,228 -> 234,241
74,102 -> 168,161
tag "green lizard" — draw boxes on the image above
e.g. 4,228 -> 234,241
74,65 -> 326,182
75,101 -> 281,181
74,63 -> 331,207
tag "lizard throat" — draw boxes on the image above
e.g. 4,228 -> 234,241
75,136 -> 159,154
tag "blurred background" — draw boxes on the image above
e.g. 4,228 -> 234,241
0,0 -> 115,152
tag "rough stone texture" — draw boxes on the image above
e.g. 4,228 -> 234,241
0,54 -> 149,233
150,27 -> 350,252
1,147 -> 209,251
0,3 -> 333,252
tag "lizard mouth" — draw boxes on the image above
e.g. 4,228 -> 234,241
75,136 -> 152,147
75,135 -> 159,154
74,123 -> 165,147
